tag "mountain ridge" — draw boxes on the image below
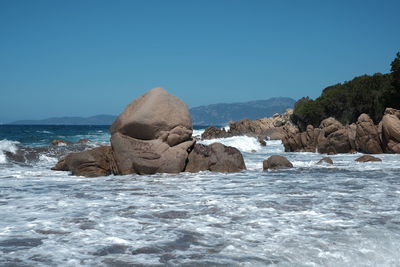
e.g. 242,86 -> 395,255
190,97 -> 296,126
9,97 -> 296,126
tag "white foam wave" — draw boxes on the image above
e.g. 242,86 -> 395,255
192,129 -> 205,138
0,139 -> 20,164
199,136 -> 262,153
36,130 -> 53,134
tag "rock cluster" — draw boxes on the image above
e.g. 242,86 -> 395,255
52,88 -> 246,177
202,109 -> 299,141
282,109 -> 400,154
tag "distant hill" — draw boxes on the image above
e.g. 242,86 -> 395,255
10,114 -> 116,125
190,97 -> 296,126
9,97 -> 296,126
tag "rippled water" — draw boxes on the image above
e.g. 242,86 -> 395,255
1,126 -> 400,266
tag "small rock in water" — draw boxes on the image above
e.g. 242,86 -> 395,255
317,157 -> 333,165
257,137 -> 267,146
355,155 -> 382,162
263,155 -> 293,170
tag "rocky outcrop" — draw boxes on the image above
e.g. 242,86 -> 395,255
355,155 -> 382,162
202,109 -> 299,140
381,108 -> 400,153
185,143 -> 246,173
282,117 -> 354,154
52,88 -> 247,177
283,108 -> 400,155
355,114 -> 383,154
263,155 -> 293,170
51,146 -> 118,177
316,118 -> 354,154
201,126 -> 233,140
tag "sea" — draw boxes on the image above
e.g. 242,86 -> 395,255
1,125 -> 400,266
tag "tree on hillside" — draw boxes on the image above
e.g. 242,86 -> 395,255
385,52 -> 400,108
391,52 -> 400,89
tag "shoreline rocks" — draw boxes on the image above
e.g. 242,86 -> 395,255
282,109 -> 400,155
52,88 -> 247,177
202,109 -> 299,141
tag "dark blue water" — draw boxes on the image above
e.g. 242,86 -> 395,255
0,125 -> 111,146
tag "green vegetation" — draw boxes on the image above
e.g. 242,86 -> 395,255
293,52 -> 400,130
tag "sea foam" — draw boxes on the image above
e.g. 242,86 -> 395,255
0,139 -> 19,164
199,135 -> 263,153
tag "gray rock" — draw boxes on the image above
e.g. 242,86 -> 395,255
51,146 -> 118,177
111,132 -> 195,175
263,155 -> 293,170
110,87 -> 192,140
381,109 -> 400,153
355,155 -> 382,162
316,157 -> 333,165
355,114 -> 383,154
185,143 -> 246,173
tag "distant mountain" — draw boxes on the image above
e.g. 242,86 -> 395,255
10,114 -> 116,125
9,97 -> 296,126
190,97 -> 296,126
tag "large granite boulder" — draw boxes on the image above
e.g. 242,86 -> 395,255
110,87 -> 192,141
263,155 -> 293,170
316,118 -> 353,154
51,146 -> 118,177
381,108 -> 400,153
355,114 -> 383,154
110,88 -> 195,175
185,143 -> 246,173
111,132 -> 194,175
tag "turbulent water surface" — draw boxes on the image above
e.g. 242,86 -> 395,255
1,125 -> 400,266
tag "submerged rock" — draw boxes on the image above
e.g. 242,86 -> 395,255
355,155 -> 382,162
316,157 -> 333,165
263,155 -> 293,170
51,139 -> 89,146
185,143 -> 246,173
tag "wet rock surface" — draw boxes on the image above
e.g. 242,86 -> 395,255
263,155 -> 293,170
185,143 -> 246,173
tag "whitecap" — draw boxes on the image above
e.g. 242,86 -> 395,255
199,135 -> 262,153
0,139 -> 20,164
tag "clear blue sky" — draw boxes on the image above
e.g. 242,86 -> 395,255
1,0 -> 399,122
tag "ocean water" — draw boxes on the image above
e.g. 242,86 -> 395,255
1,125 -> 400,266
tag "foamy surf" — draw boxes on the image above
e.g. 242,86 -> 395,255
0,139 -> 19,164
1,125 -> 400,266
199,135 -> 263,153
